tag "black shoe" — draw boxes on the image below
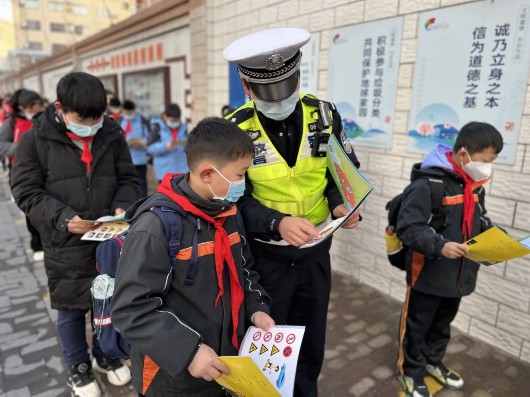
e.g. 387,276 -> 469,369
397,373 -> 432,397
67,361 -> 101,397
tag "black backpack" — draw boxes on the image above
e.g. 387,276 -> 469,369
385,178 -> 445,270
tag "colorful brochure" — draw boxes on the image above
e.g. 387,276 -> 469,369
81,220 -> 129,242
300,134 -> 374,248
464,226 -> 530,266
217,326 -> 305,397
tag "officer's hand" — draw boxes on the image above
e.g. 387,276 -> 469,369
252,311 -> 275,331
67,215 -> 95,235
165,141 -> 176,151
441,242 -> 469,259
188,343 -> 230,381
278,217 -> 320,247
333,205 -> 361,229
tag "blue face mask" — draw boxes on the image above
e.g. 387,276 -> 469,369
64,114 -> 103,137
208,167 -> 246,203
167,121 -> 180,128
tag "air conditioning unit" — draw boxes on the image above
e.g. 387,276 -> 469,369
19,0 -> 26,6
67,24 -> 76,33
21,21 -> 27,29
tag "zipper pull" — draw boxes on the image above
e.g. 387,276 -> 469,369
197,218 -> 201,231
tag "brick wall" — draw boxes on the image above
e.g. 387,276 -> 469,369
199,0 -> 530,363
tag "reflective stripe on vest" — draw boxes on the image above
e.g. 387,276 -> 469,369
233,94 -> 330,225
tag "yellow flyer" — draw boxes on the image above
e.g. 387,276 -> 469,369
464,226 -> 530,266
215,356 -> 280,397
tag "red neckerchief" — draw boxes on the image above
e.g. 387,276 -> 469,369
67,132 -> 94,175
171,127 -> 178,143
446,151 -> 475,238
157,173 -> 244,350
124,121 -> 132,138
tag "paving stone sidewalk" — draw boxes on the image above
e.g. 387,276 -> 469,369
1,171 -> 529,397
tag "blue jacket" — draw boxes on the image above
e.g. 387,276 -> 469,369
147,119 -> 188,181
120,113 -> 149,166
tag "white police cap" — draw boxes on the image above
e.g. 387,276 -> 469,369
223,28 -> 311,101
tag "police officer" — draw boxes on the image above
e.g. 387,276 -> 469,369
224,28 -> 362,396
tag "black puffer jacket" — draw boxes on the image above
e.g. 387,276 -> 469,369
397,145 -> 493,297
11,105 -> 140,310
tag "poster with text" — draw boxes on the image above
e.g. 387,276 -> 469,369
328,17 -> 404,149
407,0 -> 530,164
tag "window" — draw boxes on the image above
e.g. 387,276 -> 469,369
50,23 -> 65,32
21,0 -> 39,9
48,2 -> 64,12
122,2 -> 129,10
23,20 -> 41,30
27,42 -> 43,50
74,25 -> 85,35
71,5 -> 88,15
52,44 -> 68,54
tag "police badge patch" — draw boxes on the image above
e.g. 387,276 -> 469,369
246,130 -> 261,141
340,129 -> 353,154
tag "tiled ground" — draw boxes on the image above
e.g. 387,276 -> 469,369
2,171 -> 530,397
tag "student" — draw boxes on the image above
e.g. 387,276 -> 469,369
111,117 -> 274,397
0,89 -> 45,260
147,103 -> 188,184
108,97 -> 122,120
396,122 -> 503,397
120,100 -> 150,197
10,72 -> 140,397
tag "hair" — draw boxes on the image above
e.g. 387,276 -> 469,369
57,72 -> 107,119
186,117 -> 254,170
10,89 -> 42,116
105,89 -> 114,95
454,122 -> 504,155
123,100 -> 135,110
165,103 -> 181,119
109,98 -> 122,107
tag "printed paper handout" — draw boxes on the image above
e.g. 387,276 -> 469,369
216,326 -> 305,397
299,134 -> 374,248
464,226 -> 530,266
80,215 -> 129,242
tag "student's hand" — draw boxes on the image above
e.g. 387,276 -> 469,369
188,343 -> 230,381
441,242 -> 469,259
252,311 -> 275,331
67,215 -> 94,234
165,141 -> 177,151
333,205 -> 361,229
278,217 -> 320,247
114,208 -> 126,216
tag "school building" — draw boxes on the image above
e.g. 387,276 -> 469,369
1,0 -> 529,365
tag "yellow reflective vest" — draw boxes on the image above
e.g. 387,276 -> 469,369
229,94 -> 331,225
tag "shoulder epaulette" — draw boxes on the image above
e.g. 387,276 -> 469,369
301,95 -> 337,112
227,107 -> 255,125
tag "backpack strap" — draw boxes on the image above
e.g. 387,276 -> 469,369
184,214 -> 200,285
151,207 -> 183,271
428,178 -> 445,229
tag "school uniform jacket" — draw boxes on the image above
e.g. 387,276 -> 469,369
111,174 -> 271,397
397,144 -> 493,297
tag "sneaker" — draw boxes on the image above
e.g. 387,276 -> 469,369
397,373 -> 432,397
67,361 -> 102,397
426,363 -> 464,390
92,357 -> 131,386
33,251 -> 44,262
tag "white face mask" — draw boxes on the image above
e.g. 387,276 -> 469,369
25,113 -> 35,120
253,90 -> 299,121
461,150 -> 492,181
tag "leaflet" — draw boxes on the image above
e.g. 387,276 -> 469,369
464,226 -> 530,266
299,134 -> 374,248
216,326 -> 305,397
81,221 -> 129,242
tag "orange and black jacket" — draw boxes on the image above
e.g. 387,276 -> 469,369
111,174 -> 271,397
397,147 -> 493,298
